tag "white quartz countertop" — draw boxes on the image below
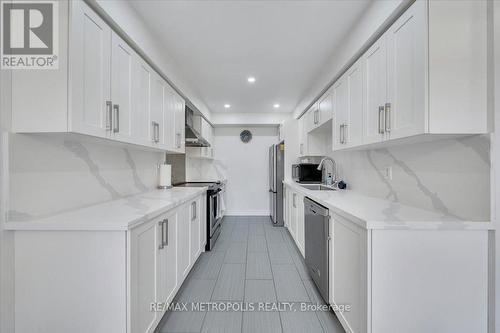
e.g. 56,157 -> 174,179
284,180 -> 492,230
5,187 -> 207,231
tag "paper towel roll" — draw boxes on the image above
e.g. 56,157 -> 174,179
158,164 -> 172,189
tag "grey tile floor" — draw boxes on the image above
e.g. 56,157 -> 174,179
158,216 -> 345,333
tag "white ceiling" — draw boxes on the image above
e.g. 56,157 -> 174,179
129,1 -> 370,114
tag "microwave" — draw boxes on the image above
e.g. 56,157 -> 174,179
292,164 -> 322,183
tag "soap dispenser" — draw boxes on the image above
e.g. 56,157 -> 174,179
326,173 -> 333,186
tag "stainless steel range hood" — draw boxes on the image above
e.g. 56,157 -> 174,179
185,107 -> 211,147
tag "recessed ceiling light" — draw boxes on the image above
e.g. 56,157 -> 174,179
247,77 -> 256,83
273,104 -> 280,109
224,104 -> 231,109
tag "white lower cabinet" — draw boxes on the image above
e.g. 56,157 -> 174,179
13,193 -> 205,333
189,197 -> 202,264
330,213 -> 489,333
285,186 -> 305,257
177,201 -> 191,281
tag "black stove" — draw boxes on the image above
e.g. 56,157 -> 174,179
174,181 -> 222,192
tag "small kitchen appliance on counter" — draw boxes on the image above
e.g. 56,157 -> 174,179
158,163 -> 172,189
292,163 -> 322,183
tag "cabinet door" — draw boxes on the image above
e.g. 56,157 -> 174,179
177,202 -> 191,280
386,0 -> 426,140
363,36 -> 387,145
305,105 -> 317,132
164,88 -> 176,151
130,220 -> 159,333
131,59 -> 151,144
344,58 -> 364,148
200,194 -> 207,250
189,198 -> 201,261
111,32 -> 133,140
318,92 -> 333,126
70,0 -> 111,138
298,118 -> 306,156
332,77 -> 348,151
174,94 -> 186,153
333,215 -> 368,333
296,193 -> 305,256
150,73 -> 165,145
158,210 -> 178,306
290,192 -> 298,239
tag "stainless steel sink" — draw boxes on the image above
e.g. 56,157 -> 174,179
299,184 -> 336,191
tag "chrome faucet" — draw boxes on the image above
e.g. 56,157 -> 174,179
317,157 -> 336,185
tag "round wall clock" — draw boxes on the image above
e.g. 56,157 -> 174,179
240,130 -> 252,143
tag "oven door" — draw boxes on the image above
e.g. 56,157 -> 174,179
209,191 -> 222,236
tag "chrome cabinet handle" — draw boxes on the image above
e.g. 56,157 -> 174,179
191,201 -> 197,221
385,103 -> 391,133
378,106 -> 385,134
300,143 -> 303,154
343,124 -> 348,144
176,133 -> 181,148
339,124 -> 343,144
113,104 -> 120,133
164,219 -> 168,247
152,121 -> 156,142
158,220 -> 165,249
106,101 -> 112,131
293,193 -> 297,208
152,122 -> 159,142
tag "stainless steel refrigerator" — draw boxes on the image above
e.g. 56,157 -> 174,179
269,142 -> 284,226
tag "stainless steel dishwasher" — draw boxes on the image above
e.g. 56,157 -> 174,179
304,197 -> 329,303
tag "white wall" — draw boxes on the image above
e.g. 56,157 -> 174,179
213,126 -> 278,215
211,112 -> 291,127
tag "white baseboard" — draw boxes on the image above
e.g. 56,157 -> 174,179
224,210 -> 270,216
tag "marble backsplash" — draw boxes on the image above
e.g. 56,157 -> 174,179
8,133 -> 165,221
324,134 -> 491,221
186,157 -> 228,182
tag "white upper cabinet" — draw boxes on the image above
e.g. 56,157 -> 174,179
11,0 -> 186,153
332,77 -> 347,150
345,59 -> 364,148
317,91 -> 333,127
150,72 -> 166,146
174,94 -> 186,153
110,32 -> 134,140
330,0 -> 488,152
386,0 -> 426,140
362,36 -> 387,145
334,58 -> 364,150
70,0 -> 111,138
131,59 -> 152,144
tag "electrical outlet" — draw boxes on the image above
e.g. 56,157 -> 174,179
384,166 -> 393,180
